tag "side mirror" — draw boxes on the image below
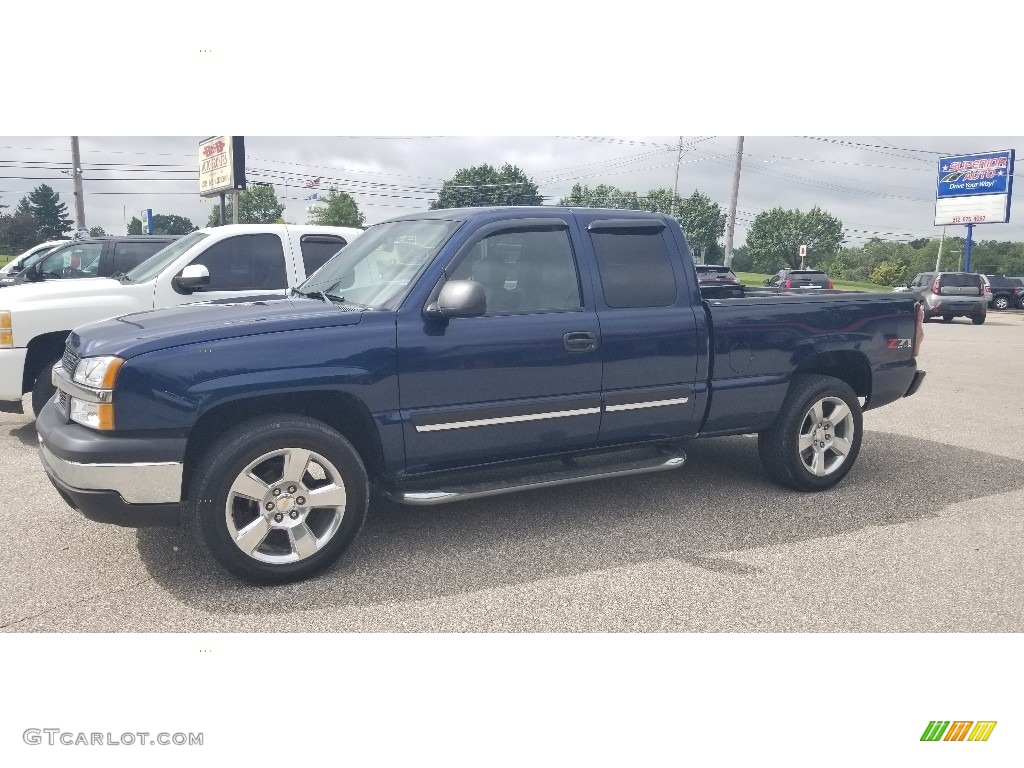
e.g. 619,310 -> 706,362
9,263 -> 22,274
762,278 -> 771,286
424,279 -> 487,319
173,264 -> 211,293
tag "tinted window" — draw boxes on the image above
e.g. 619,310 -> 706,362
450,227 -> 581,314
187,234 -> 287,291
112,240 -> 173,274
939,274 -> 982,288
590,229 -> 676,308
986,275 -> 1015,288
300,235 -> 347,278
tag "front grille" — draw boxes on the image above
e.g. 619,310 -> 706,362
61,345 -> 80,375
58,390 -> 68,410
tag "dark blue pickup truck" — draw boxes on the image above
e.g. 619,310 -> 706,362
37,207 -> 926,583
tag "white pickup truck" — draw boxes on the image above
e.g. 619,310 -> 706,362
0,224 -> 362,416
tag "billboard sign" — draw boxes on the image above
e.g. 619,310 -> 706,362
199,136 -> 246,196
140,209 -> 153,235
934,149 -> 1014,226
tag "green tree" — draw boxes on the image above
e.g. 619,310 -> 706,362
0,211 -> 41,252
430,164 -> 542,209
746,206 -> 843,273
675,190 -> 726,260
870,260 -> 910,286
207,185 -> 285,226
152,214 -> 197,235
559,183 -> 640,209
89,226 -> 106,237
127,216 -> 142,235
307,187 -> 365,228
24,184 -> 74,239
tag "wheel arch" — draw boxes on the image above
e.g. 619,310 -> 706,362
792,350 -> 871,400
183,391 -> 385,498
23,331 -> 70,393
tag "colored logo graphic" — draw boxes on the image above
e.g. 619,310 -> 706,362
920,721 -> 996,742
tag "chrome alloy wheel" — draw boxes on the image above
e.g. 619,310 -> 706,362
225,448 -> 348,565
797,397 -> 855,477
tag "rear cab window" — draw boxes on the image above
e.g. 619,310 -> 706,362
588,221 -> 677,308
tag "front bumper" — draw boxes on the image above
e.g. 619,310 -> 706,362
36,401 -> 184,527
0,347 -> 28,412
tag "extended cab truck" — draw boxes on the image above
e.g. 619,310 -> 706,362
36,207 -> 926,584
0,224 -> 361,416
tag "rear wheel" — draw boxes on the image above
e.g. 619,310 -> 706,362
972,314 -> 986,325
188,415 -> 369,584
993,296 -> 1010,310
758,374 -> 863,492
31,355 -> 61,418
941,315 -> 953,323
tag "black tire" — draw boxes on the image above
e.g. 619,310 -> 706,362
188,414 -> 369,584
940,315 -> 953,323
757,374 -> 863,492
993,296 -> 1009,310
31,355 -> 61,418
972,314 -> 986,325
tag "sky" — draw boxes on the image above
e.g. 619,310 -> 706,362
4,135 -> 1022,248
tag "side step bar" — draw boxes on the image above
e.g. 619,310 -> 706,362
385,446 -> 687,506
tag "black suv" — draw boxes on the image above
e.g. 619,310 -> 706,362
764,268 -> 833,289
0,235 -> 180,287
980,274 -> 1024,311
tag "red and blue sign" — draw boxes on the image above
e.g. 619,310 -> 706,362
936,150 -> 1013,199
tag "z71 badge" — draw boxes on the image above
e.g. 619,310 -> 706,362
888,338 -> 912,349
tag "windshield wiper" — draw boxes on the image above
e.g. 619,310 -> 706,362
112,271 -> 132,283
293,287 -> 346,305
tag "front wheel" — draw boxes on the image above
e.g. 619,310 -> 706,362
993,296 -> 1010,310
188,415 -> 369,584
31,355 -> 61,418
757,375 -> 863,491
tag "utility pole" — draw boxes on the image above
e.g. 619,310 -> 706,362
934,226 -> 946,272
669,136 -> 683,218
232,190 -> 239,224
723,136 -> 744,268
70,136 -> 86,231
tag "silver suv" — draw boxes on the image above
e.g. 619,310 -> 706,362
900,272 -> 986,324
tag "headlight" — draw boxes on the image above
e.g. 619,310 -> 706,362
73,356 -> 123,388
0,311 -> 11,348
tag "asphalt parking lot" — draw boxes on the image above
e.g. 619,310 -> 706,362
2,311 -> 1023,632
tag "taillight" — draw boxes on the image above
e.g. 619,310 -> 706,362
913,302 -> 924,358
827,281 -> 834,289
984,285 -> 992,293
784,279 -> 792,288
931,277 -> 941,295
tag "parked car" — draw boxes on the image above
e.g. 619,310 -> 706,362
0,235 -> 181,288
764,269 -> 833,289
0,241 -> 69,277
899,272 -> 986,324
0,224 -> 362,416
695,264 -> 743,299
980,274 -> 1024,311
36,206 -> 925,584
1008,277 -> 1024,308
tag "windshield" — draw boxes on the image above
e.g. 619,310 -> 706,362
299,219 -> 460,309
125,231 -> 209,283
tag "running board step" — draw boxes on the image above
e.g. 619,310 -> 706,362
385,445 -> 687,506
